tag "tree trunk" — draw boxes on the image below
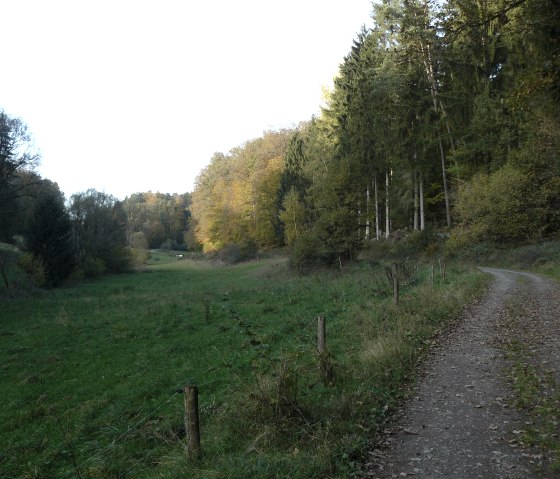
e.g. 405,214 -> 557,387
419,171 -> 425,231
413,171 -> 419,231
416,12 -> 452,228
374,175 -> 380,240
365,185 -> 370,240
357,202 -> 362,241
385,169 -> 390,239
1,259 -> 10,292
438,134 -> 452,227
439,99 -> 456,154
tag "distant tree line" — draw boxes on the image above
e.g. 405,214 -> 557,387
123,191 -> 191,250
0,110 -> 191,290
188,0 -> 560,266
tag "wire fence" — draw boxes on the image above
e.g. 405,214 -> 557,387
59,375 -> 229,478
61,390 -> 180,479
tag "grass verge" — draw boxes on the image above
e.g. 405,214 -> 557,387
502,298 -> 560,473
448,239 -> 560,281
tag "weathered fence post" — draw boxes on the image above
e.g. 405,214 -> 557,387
431,264 -> 435,286
317,315 -> 335,385
392,263 -> 399,304
317,315 -> 326,353
183,384 -> 201,458
439,258 -> 446,281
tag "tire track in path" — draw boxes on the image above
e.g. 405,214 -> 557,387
360,268 -> 560,478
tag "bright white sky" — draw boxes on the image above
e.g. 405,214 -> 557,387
0,0 -> 373,199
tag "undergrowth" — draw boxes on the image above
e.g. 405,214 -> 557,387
448,239 -> 560,280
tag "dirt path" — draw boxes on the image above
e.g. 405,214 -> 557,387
359,268 -> 560,478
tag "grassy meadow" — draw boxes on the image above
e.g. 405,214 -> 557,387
1,251 -> 488,478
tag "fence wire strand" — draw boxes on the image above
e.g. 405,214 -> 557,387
61,391 -> 181,479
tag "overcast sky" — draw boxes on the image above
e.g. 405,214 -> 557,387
0,0 -> 373,199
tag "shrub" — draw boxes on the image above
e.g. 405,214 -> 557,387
17,253 -> 46,288
359,229 -> 441,263
82,256 -> 106,278
227,357 -> 302,438
403,227 -> 437,253
452,163 -> 542,245
131,231 -> 148,250
288,231 -> 325,272
104,246 -> 133,273
131,248 -> 150,266
160,238 -> 178,251
131,232 -> 150,266
357,239 -> 392,264
216,239 -> 258,264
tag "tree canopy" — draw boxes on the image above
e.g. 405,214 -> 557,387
188,0 -> 559,264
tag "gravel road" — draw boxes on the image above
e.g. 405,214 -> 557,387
359,267 -> 560,478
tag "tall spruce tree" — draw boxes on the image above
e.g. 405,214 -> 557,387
26,188 -> 75,286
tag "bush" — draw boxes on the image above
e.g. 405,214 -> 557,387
402,227 -> 437,253
1,245 -> 46,292
130,232 -> 150,266
17,253 -> 46,288
131,248 -> 150,266
288,231 -> 326,272
104,246 -> 133,273
216,239 -> 258,264
358,229 -> 441,264
160,238 -> 178,251
452,163 -> 543,245
82,256 -> 106,278
131,232 -> 148,250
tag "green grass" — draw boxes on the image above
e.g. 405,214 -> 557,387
503,299 -> 560,473
0,254 -> 487,478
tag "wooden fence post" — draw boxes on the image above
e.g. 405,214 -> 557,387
183,385 -> 201,458
317,315 -> 326,353
431,264 -> 435,286
392,263 -> 399,304
439,258 -> 446,281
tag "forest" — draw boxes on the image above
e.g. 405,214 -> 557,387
189,0 -> 559,266
1,0 -> 559,287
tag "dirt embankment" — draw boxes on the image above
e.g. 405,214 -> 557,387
359,268 -> 560,478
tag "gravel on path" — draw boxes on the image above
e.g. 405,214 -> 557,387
359,268 -> 560,478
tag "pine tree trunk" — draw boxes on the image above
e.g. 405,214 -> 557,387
419,171 -> 425,231
417,12 -> 452,228
374,175 -> 380,240
438,135 -> 451,227
365,185 -> 370,240
357,202 -> 362,241
413,171 -> 419,231
385,169 -> 390,239
439,99 -> 456,154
